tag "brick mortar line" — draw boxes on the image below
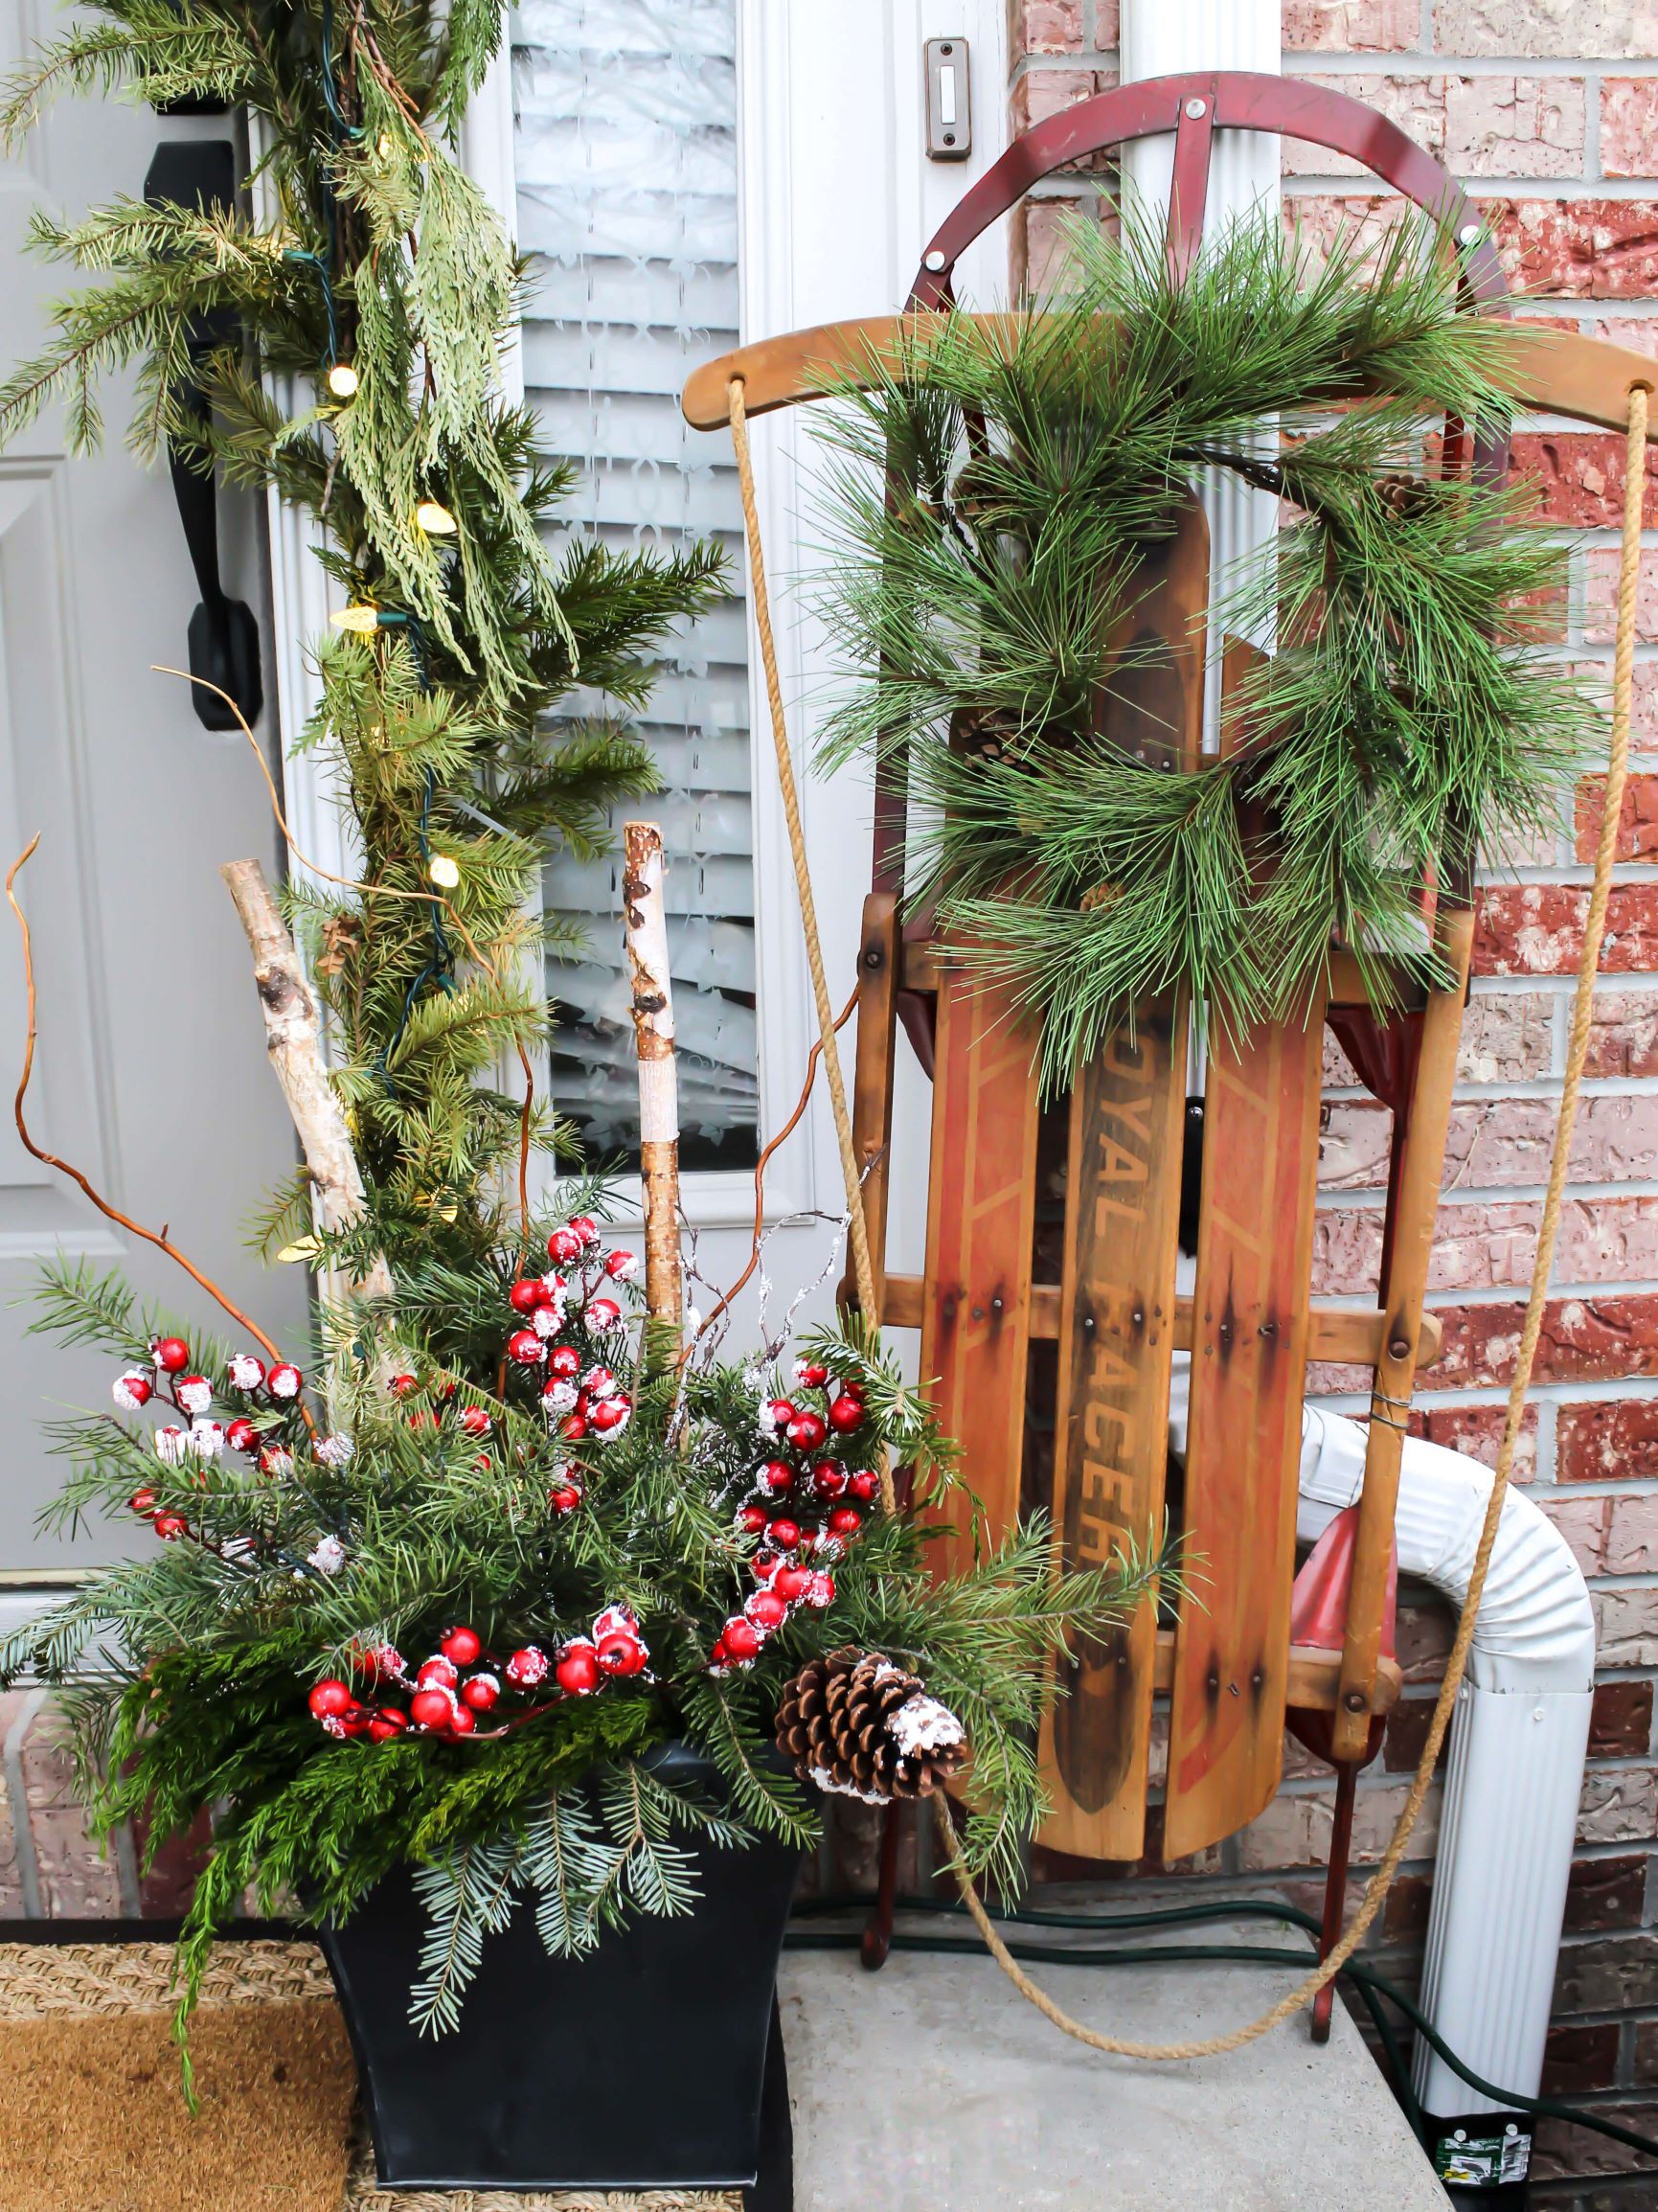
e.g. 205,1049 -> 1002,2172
1284,53 -> 1658,75
1285,177 -> 1658,197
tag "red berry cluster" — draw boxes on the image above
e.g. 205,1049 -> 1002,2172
306,1607 -> 650,1745
499,1217 -> 640,1458
117,1337 -> 313,1544
711,1361 -> 875,1671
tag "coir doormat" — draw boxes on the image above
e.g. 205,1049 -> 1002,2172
0,1940 -> 740,2212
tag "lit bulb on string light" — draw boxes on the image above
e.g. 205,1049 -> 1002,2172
329,604 -> 382,634
415,499 -> 458,536
428,854 -> 461,889
325,362 -> 359,399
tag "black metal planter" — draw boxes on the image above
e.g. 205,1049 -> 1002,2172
318,1748 -> 802,2195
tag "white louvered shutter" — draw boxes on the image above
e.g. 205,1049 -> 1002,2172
513,0 -> 757,1170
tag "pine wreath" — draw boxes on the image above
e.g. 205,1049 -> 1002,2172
812,208 -> 1595,1091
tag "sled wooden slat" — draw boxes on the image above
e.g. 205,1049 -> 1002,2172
880,1277 -> 1442,1366
1041,999 -> 1189,1859
1164,997 -> 1329,1861
920,967 -> 1041,1574
1035,490 -> 1208,1857
685,314 -> 1658,442
1154,1630 -> 1402,1713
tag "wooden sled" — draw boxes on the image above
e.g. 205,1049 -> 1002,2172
684,72 -> 1658,2004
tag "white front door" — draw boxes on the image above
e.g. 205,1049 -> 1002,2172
0,38 -> 306,1582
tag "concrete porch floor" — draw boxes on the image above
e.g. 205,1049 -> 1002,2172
778,1918 -> 1449,2211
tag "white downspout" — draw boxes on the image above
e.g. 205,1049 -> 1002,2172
1294,1411 -> 1595,2163
1118,0 -> 1594,2177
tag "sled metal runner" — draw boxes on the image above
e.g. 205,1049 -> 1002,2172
684,72 -> 1658,1980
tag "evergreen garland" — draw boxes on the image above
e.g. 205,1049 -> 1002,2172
0,0 -> 724,1260
813,210 -> 1595,1091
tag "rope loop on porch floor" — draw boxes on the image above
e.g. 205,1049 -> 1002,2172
727,368 -> 1648,2061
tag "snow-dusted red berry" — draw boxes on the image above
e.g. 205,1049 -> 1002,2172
151,1337 -> 190,1374
509,1278 -> 544,1314
541,1380 -> 579,1418
848,1469 -> 880,1502
738,1503 -> 768,1535
559,1412 -> 588,1442
593,1605 -> 647,1676
410,1686 -> 457,1731
785,1410 -> 828,1450
441,1626 -> 482,1668
128,1487 -> 156,1514
418,1654 -> 459,1691
267,1362 -> 303,1401
369,1708 -> 408,1743
186,1420 -> 225,1461
531,1304 -> 563,1339
583,1296 -> 622,1334
761,1398 -> 795,1432
582,1366 -> 620,1401
407,1409 -> 437,1431
588,1394 -> 630,1437
309,1678 -> 352,1720
447,1702 -> 477,1737
548,1479 -> 581,1515
829,1505 -> 863,1538
389,1372 -> 420,1398
811,1460 -> 849,1498
173,1375 -> 212,1416
767,1517 -> 801,1550
153,1425 -> 188,1467
602,1248 -> 638,1281
356,1643 -> 404,1685
225,1417 -> 258,1452
458,1405 -> 490,1438
260,1445 -> 294,1477
745,1589 -> 788,1633
773,1564 -> 814,1604
569,1215 -> 600,1246
461,1672 -> 500,1712
546,1345 -> 580,1380
228,1353 -> 265,1391
113,1371 -> 152,1411
313,1433 -> 352,1467
760,1459 -> 794,1494
506,1328 -> 546,1366
794,1359 -> 829,1387
547,1224 -> 584,1264
827,1394 -> 864,1434
152,1511 -> 189,1539
505,1646 -> 549,1688
556,1641 -> 600,1696
722,1617 -> 761,1660
806,1570 -> 836,1608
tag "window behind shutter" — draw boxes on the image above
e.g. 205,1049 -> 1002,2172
513,0 -> 757,1171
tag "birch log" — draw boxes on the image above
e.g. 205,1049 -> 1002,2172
220,857 -> 394,1302
623,822 -> 682,1333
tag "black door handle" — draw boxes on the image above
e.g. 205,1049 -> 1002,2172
143,139 -> 262,732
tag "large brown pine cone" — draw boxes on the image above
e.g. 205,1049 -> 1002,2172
775,1647 -> 967,1803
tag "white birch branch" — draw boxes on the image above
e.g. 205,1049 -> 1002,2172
623,822 -> 681,1334
220,857 -> 394,1302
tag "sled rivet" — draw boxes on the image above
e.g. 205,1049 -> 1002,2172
1185,97 -> 1207,118
924,248 -> 947,271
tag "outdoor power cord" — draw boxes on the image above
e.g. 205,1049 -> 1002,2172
785,1894 -> 1658,2168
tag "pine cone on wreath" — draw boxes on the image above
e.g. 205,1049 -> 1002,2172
775,1646 -> 967,1803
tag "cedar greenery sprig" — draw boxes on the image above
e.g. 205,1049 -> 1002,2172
811,206 -> 1594,1090
0,0 -> 724,1263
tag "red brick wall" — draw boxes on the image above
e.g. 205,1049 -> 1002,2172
1007,3 -> 1658,2196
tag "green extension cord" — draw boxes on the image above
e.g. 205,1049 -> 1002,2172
785,1894 -> 1658,2169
